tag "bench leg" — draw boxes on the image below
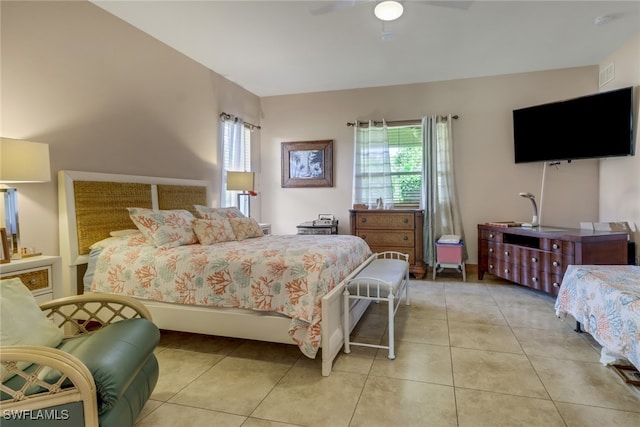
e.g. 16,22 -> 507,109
343,288 -> 351,353
387,294 -> 395,360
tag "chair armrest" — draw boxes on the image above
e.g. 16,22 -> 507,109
39,294 -> 152,337
1,345 -> 99,427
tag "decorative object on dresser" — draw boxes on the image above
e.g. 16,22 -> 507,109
0,255 -> 62,303
350,209 -> 426,279
477,224 -> 628,296
281,140 -> 333,188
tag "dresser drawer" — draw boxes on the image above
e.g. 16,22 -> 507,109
355,213 -> 414,230
2,266 -> 51,294
357,231 -> 414,247
480,229 -> 503,242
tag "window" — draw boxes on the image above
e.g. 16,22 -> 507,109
221,119 -> 251,212
387,124 -> 423,206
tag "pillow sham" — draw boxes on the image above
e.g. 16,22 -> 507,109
127,207 -> 198,248
194,205 -> 246,220
229,217 -> 265,240
192,218 -> 236,245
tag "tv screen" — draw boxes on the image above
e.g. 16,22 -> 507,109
513,87 -> 634,163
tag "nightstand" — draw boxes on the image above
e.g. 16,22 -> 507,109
0,256 -> 62,303
259,223 -> 272,235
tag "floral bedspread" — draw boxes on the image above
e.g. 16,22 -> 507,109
555,265 -> 640,370
90,234 -> 371,358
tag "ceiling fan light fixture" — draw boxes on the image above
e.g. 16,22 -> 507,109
374,1 -> 404,22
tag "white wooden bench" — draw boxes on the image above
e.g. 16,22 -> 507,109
343,251 -> 410,359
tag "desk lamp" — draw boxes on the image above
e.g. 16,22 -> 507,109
519,192 -> 539,227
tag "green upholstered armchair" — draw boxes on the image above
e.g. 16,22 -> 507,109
1,285 -> 160,427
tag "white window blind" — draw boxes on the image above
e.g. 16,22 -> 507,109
221,119 -> 251,210
388,124 -> 423,206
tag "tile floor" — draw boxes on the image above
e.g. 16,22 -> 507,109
135,272 -> 640,427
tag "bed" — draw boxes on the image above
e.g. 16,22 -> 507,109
58,170 -> 374,376
555,264 -> 640,371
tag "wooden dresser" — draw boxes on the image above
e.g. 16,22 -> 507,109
350,209 -> 426,279
477,224 -> 628,296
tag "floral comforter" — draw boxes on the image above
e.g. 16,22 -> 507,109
90,234 -> 371,358
555,265 -> 640,370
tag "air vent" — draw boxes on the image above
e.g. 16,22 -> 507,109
599,63 -> 615,87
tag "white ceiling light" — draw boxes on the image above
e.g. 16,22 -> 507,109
374,1 -> 404,22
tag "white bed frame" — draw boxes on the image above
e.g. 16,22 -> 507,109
58,170 -> 372,376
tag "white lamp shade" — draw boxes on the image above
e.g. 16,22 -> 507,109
226,171 -> 255,191
0,138 -> 51,183
374,1 -> 404,21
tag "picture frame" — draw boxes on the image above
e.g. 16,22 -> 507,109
281,140 -> 333,188
0,228 -> 10,264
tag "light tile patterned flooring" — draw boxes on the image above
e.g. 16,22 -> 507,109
135,272 -> 640,427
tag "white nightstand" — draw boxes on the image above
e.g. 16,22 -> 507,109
259,223 -> 272,235
0,256 -> 62,303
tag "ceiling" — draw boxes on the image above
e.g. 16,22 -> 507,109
91,1 -> 640,97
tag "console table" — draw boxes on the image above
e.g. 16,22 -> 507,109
477,224 -> 628,295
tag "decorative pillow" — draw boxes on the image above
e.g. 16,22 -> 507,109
192,218 -> 236,245
194,205 -> 246,220
0,278 -> 65,379
229,217 -> 265,240
127,208 -> 197,248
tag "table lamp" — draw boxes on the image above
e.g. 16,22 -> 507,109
226,171 -> 255,217
0,138 -> 51,259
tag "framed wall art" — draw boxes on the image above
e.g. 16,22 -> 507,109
281,140 -> 333,188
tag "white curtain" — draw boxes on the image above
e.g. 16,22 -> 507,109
421,115 -> 466,266
352,120 -> 394,209
221,117 -> 247,209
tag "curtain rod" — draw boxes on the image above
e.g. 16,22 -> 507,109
220,112 -> 262,130
346,115 -> 459,127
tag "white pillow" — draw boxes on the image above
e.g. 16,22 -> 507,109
0,278 -> 64,378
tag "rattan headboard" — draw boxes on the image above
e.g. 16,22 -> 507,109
59,171 -> 210,295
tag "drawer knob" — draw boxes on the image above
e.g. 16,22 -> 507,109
552,243 -> 559,250
504,268 -> 510,274
489,264 -> 494,269
403,218 -> 409,223
361,218 -> 367,223
361,235 -> 366,240
29,279 -> 38,285
489,233 -> 494,238
489,248 -> 494,253
504,251 -> 509,256
532,277 -> 538,282
553,282 -> 560,288
531,257 -> 537,263
552,261 -> 559,267
403,236 -> 408,241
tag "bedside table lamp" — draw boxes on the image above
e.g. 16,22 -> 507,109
226,171 -> 255,217
0,138 -> 51,259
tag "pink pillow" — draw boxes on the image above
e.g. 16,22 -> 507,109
194,205 -> 245,220
228,217 -> 265,240
192,218 -> 236,245
127,208 -> 198,248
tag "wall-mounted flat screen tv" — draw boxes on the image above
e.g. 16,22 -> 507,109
513,87 -> 634,163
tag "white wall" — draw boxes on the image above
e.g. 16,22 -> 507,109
260,68 -> 601,264
598,32 -> 640,259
